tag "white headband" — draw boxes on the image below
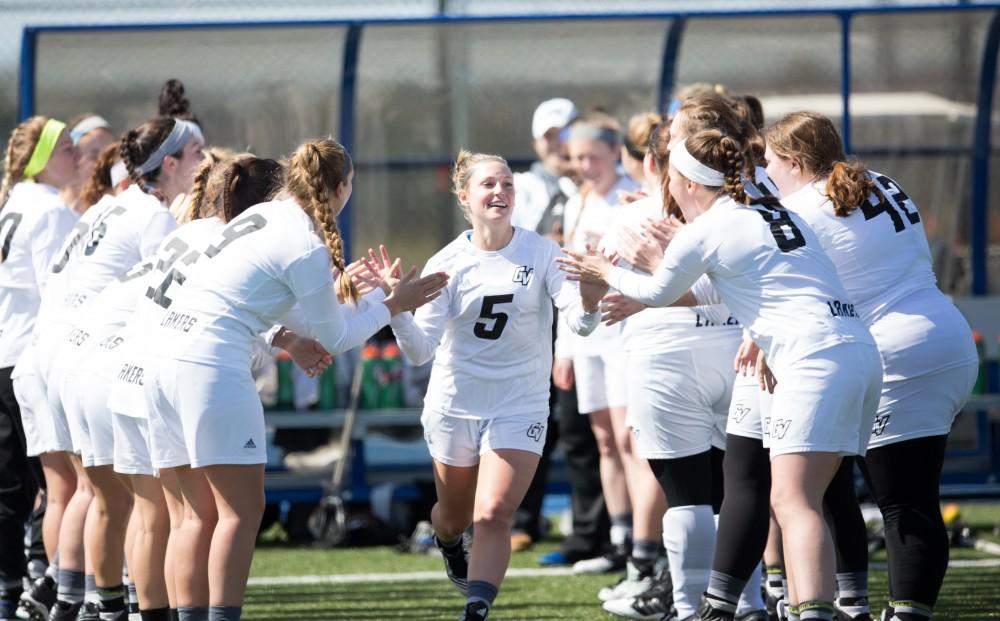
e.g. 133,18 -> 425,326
70,116 -> 110,144
135,119 -> 200,175
109,161 -> 128,187
671,139 -> 725,187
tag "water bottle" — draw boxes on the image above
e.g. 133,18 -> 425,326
317,361 -> 337,410
359,343 -> 383,410
378,342 -> 405,409
275,351 -> 295,410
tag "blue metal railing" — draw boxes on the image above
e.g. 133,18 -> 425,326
17,2 -> 1000,294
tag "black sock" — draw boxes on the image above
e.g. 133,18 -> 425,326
140,608 -> 173,621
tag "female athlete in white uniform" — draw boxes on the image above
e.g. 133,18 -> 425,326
28,115 -> 200,621
765,112 -> 977,621
141,137 -> 446,621
389,150 -> 602,620
559,128 -> 882,621
0,116 -> 79,619
557,113 -> 640,574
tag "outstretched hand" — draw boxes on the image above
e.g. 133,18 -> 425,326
384,266 -> 449,316
346,260 -> 380,297
362,245 -> 402,294
600,292 -> 646,326
616,225 -> 664,275
556,246 -> 614,285
285,336 -> 333,378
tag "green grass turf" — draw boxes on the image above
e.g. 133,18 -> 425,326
244,505 -> 1000,620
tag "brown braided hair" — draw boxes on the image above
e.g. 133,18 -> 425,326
285,138 -> 358,303
119,117 -> 180,202
765,111 -> 875,217
646,120 -> 684,221
683,129 -> 750,205
77,142 -> 120,212
676,93 -> 759,173
0,116 -> 48,215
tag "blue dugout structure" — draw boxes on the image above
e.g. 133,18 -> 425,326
17,3 -> 1000,498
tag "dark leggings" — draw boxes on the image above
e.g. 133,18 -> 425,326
712,434 -> 771,581
858,435 -> 949,607
648,446 -> 724,511
824,459 -> 869,574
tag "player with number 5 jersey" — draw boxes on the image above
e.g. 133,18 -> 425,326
764,111 -> 977,621
389,151 -> 601,621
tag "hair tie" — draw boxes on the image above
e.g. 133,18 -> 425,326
70,116 -> 110,145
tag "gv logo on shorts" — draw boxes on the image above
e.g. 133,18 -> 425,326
526,423 -> 544,442
769,419 -> 791,440
731,403 -> 751,423
512,266 -> 533,286
871,414 -> 890,437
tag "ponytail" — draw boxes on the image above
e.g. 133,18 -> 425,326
826,160 -> 875,217
0,116 -> 48,215
77,143 -> 120,212
286,138 -> 358,303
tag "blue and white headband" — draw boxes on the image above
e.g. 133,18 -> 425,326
670,139 -> 725,187
135,119 -> 201,175
70,116 -> 110,145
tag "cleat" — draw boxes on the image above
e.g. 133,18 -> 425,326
45,601 -> 81,621
602,574 -> 673,620
573,545 -> 628,575
435,534 -> 470,597
75,602 -> 100,621
599,558 -> 658,602
694,594 -> 735,621
736,611 -> 769,621
458,600 -> 489,620
16,577 -> 55,621
835,596 -> 871,621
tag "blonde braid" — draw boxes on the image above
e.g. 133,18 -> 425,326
0,116 -> 48,215
185,157 -> 218,221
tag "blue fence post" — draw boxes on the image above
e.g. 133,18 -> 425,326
657,18 -> 686,115
338,23 -> 363,262
971,10 -> 1000,296
18,27 -> 37,121
840,12 -> 853,155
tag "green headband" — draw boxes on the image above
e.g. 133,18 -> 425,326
23,119 -> 67,179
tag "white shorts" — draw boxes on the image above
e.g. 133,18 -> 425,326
112,413 -> 155,477
868,362 -> 978,449
573,351 -> 628,414
727,374 -> 767,441
766,342 -> 882,458
13,348 -> 73,456
146,358 -> 266,469
421,410 -> 548,467
626,348 -> 733,460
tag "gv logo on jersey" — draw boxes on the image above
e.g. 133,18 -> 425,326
871,414 -> 890,437
526,423 -> 545,442
512,266 -> 534,286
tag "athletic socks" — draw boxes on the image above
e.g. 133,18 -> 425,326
463,581 -> 498,620
796,601 -> 835,620
609,513 -> 633,549
98,584 -> 127,617
664,505 -> 716,619
835,571 -> 870,618
706,570 -> 744,611
207,606 -> 241,620
631,538 -> 660,575
56,568 -> 85,605
85,574 -> 99,606
888,600 -> 933,620
177,607 -> 209,621
138,608 -> 171,621
127,581 -> 140,614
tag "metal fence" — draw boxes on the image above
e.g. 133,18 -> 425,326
14,3 -> 1000,296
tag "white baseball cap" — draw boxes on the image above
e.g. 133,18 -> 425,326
531,98 -> 578,140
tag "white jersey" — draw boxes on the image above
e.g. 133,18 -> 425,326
0,182 -> 78,367
390,227 -> 600,420
781,174 -> 976,379
598,193 -> 740,355
608,195 -> 875,371
144,198 -> 390,369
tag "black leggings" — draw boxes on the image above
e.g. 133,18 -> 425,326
824,459 -> 869,574
858,435 -> 949,607
712,434 -> 771,581
648,447 -> 724,511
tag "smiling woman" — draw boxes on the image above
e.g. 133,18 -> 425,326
387,149 -> 606,621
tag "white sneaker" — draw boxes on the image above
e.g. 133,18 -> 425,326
573,548 -> 627,575
598,560 -> 655,602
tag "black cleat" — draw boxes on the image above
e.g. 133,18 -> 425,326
736,611 -> 770,621
458,601 -> 489,621
74,602 -> 100,621
16,576 -> 56,621
45,601 -> 81,621
435,534 -> 470,596
694,594 -> 735,621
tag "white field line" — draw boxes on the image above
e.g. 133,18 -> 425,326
248,560 -> 1000,587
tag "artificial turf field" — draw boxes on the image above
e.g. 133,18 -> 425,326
244,503 -> 1000,620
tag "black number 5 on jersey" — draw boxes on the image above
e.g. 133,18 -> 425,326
474,294 -> 514,340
